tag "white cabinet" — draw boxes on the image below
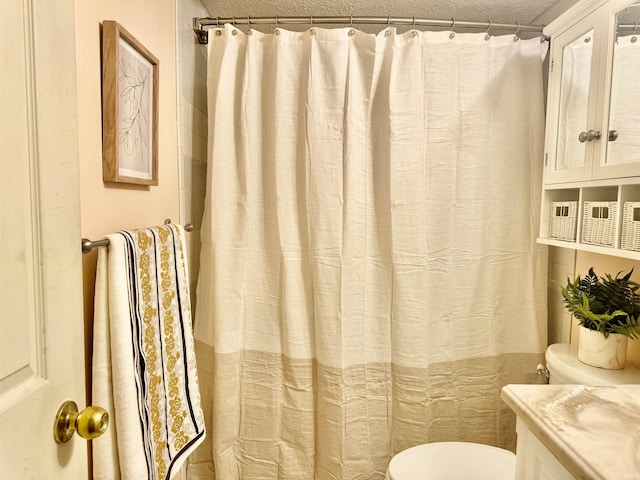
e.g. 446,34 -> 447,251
515,418 -> 575,480
544,0 -> 640,183
502,384 -> 640,480
539,0 -> 640,259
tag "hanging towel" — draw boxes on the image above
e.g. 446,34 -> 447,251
92,224 -> 205,480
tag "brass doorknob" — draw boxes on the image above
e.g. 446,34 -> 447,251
53,400 -> 109,443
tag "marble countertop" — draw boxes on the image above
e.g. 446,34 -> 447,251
501,384 -> 640,480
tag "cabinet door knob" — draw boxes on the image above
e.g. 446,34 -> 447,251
578,130 -> 601,142
608,130 -> 618,142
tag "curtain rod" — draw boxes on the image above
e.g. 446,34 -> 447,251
193,15 -> 547,44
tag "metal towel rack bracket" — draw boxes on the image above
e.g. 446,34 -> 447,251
81,219 -> 194,254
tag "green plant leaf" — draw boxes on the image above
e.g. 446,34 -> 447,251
558,268 -> 640,339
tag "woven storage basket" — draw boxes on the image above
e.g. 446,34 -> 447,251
549,201 -> 577,241
582,201 -> 617,247
621,202 -> 640,252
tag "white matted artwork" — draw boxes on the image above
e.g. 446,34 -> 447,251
101,20 -> 158,185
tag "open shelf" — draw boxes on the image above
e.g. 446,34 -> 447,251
539,183 -> 640,259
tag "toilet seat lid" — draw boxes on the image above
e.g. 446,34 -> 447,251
388,442 -> 515,480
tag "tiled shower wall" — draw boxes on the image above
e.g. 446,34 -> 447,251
177,0 -> 208,309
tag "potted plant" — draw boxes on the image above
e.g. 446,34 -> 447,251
560,267 -> 640,369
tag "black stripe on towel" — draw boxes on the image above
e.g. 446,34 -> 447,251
165,429 -> 206,480
120,230 -> 154,480
168,225 -> 200,431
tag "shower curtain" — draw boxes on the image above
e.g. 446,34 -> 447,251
190,24 -> 548,480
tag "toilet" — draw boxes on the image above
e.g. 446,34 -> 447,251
385,343 -> 640,480
385,441 -> 516,480
544,342 -> 640,385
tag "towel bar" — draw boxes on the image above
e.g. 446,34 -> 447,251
81,219 -> 194,254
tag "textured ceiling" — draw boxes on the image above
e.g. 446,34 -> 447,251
200,0 -> 579,33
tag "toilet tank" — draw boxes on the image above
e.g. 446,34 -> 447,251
545,343 -> 640,385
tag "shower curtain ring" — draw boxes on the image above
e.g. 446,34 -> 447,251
634,20 -> 638,35
449,18 -> 456,39
485,20 -> 492,40
513,22 -> 520,42
350,15 -> 353,27
387,15 -> 391,27
412,16 -> 416,27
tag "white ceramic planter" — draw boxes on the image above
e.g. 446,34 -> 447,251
578,325 -> 628,369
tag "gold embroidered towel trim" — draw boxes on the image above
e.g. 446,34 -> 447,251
92,224 -> 205,480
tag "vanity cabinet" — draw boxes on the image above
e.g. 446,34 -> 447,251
514,418 -> 575,480
539,0 -> 640,259
502,385 -> 640,480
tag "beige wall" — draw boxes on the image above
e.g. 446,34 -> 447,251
547,246 -> 576,346
75,0 -> 179,402
76,1 -> 179,238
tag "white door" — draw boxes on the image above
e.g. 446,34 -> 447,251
1,0 -> 88,478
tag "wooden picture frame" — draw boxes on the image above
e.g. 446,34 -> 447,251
101,20 -> 159,185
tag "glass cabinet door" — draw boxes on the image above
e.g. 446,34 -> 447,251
602,2 -> 640,170
555,29 -> 596,174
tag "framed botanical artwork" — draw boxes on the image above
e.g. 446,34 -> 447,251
101,20 -> 159,185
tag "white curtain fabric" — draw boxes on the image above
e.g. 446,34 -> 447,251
190,24 -> 548,480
